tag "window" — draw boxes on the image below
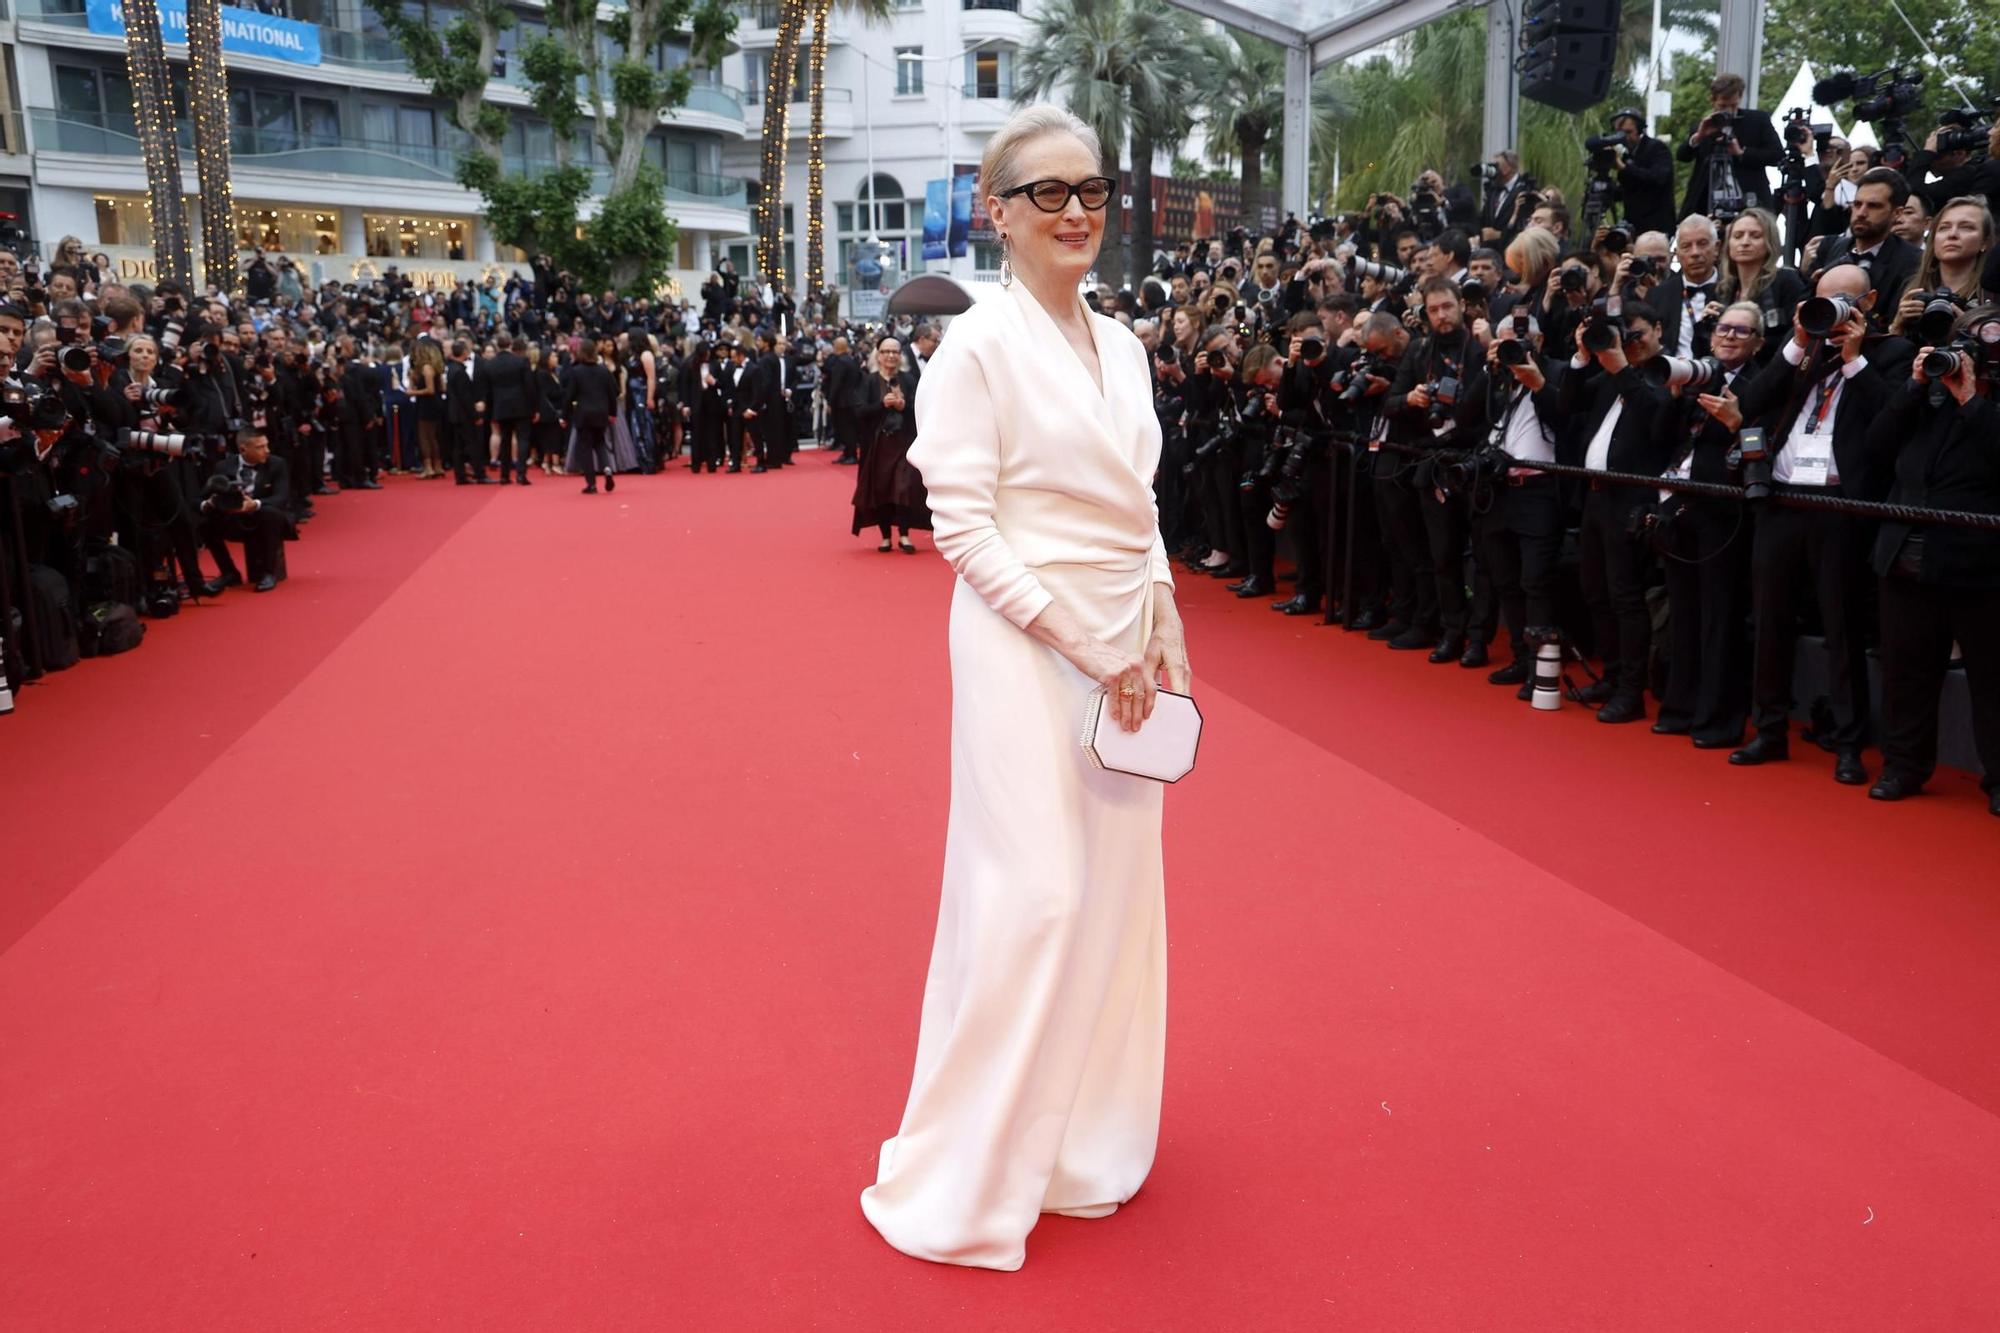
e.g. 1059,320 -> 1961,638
840,173 -> 919,285
747,49 -> 811,103
894,47 -> 923,95
54,64 -> 130,124
667,138 -> 697,179
966,48 -> 1013,99
363,212 -> 471,260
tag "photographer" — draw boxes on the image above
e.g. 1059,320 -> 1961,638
1462,311 -> 1566,694
1225,343 -> 1286,600
1651,301 -> 1764,745
1730,264 -> 1907,780
1383,277 -> 1487,662
1267,314 -> 1341,617
1809,167 -> 1921,316
1863,305 -> 2000,813
1608,108 -> 1676,237
105,332 -> 222,601
1180,330 -> 1247,579
1558,298 -> 1672,723
1677,73 -> 1783,221
198,426 -> 292,592
1351,312 -> 1425,639
1908,121 -> 2000,218
1478,151 -> 1531,248
1653,216 -> 1724,358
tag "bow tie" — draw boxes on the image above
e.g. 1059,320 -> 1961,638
1687,281 -> 1716,299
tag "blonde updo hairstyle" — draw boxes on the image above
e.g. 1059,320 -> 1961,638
979,104 -> 1105,221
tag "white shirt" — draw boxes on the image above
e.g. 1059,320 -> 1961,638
1500,382 -> 1556,465
1773,338 -> 1867,486
1676,269 -> 1718,359
1572,353 -> 1623,472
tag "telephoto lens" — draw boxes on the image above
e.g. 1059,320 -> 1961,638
1921,346 -> 1970,380
140,384 -> 186,408
1916,292 -> 1966,347
1799,293 -> 1856,338
1646,355 -> 1726,391
1496,339 -> 1532,367
119,427 -> 192,458
1581,317 -> 1619,353
1560,266 -> 1589,293
57,345 -> 93,376
1300,337 -> 1325,361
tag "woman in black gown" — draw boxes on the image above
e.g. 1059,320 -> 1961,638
563,339 -> 620,494
680,341 -> 725,473
850,335 -> 932,552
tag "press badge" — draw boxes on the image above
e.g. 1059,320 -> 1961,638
1789,429 -> 1835,487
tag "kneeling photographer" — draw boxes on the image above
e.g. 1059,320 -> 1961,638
199,426 -> 294,592
1459,309 -> 1565,696
1862,307 -> 2000,813
1649,301 -> 1764,746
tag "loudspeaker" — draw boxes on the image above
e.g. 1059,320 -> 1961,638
1518,0 -> 1620,113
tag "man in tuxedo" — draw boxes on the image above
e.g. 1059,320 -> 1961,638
824,336 -> 862,464
1729,264 -> 1903,782
479,336 -> 534,485
332,339 -> 383,490
1556,298 -> 1673,723
1808,167 -> 1921,321
743,332 -> 794,473
1650,215 -> 1724,359
444,339 -> 489,485
720,341 -> 752,472
908,323 -> 939,380
1478,150 -> 1530,248
199,428 -> 294,592
1611,108 -> 1677,237
1676,73 -> 1783,220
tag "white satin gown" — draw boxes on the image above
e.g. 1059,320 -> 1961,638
859,280 -> 1175,1271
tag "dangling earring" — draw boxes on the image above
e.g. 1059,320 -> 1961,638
999,234 -> 1013,289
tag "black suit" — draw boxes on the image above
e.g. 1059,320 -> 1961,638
444,360 -> 485,482
1558,356 -> 1674,702
200,452 -> 294,583
1734,342 -> 1898,752
824,351 -> 862,461
1616,136 -> 1677,236
749,352 -> 793,467
481,350 -> 533,481
1865,385 -> 2000,791
1650,270 -> 1724,361
1478,176 -> 1531,244
1676,107 -> 1784,219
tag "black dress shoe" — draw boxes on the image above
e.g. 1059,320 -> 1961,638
199,578 -> 228,597
1209,562 -> 1248,579
1233,579 -> 1271,598
1988,789 -> 2000,818
500,477 -> 513,485
1458,641 -> 1490,669
1488,660 -> 1529,686
1597,694 -> 1647,724
1387,626 -> 1434,651
1351,607 -> 1387,632
1651,719 -> 1692,736
1691,734 -> 1738,750
253,574 -> 277,592
313,485 -> 338,496
751,464 -> 769,473
359,479 -> 383,490
1516,679 -> 1535,702
1729,735 -> 1790,766
218,569 -> 244,588
517,475 -> 531,486
1576,679 -> 1615,705
1868,773 -> 1922,801
1427,636 -> 1465,664
1834,749 -> 1870,785
1368,619 -> 1408,642
1279,596 -> 1322,616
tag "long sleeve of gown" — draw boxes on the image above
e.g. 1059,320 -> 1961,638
909,344 -> 1055,630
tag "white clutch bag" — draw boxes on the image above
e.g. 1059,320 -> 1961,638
1080,688 -> 1204,783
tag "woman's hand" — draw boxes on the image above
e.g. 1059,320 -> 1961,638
1074,638 -> 1154,733
1144,589 -> 1192,697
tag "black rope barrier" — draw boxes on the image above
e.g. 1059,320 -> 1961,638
1354,436 -> 2000,531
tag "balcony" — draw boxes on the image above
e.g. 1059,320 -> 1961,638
16,0 -> 412,76
741,84 -> 852,138
959,0 -> 1027,47
31,109 -> 462,183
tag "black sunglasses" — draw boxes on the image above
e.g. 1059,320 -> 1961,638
999,176 -> 1117,213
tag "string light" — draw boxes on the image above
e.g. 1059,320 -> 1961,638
121,0 -> 192,287
186,0 -> 235,293
805,0 -> 830,296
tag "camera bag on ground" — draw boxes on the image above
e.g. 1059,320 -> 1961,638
78,601 -> 145,658
83,541 -> 143,610
26,565 -> 80,672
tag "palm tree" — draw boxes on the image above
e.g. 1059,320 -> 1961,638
805,0 -> 894,299
756,0 -> 811,285
1016,0 -> 1204,290
1199,29 -> 1285,219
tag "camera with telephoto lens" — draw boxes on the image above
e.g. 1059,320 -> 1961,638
159,318 -> 186,354
57,344 -> 93,377
118,427 -> 206,461
140,383 -> 188,410
1351,258 -> 1411,289
1935,107 -> 1994,154
1299,336 -> 1325,362
1647,355 -> 1727,391
1584,132 -> 1625,153
1907,289 -> 1968,347
201,472 -> 247,514
1799,293 -> 1858,338
1496,337 -> 1534,367
1581,301 -> 1621,353
1920,319 -> 2000,392
0,378 -> 68,431
1432,444 -> 1507,499
1335,354 -> 1395,403
1156,344 -> 1177,366
1625,255 -> 1657,281
1728,425 -> 1773,501
1560,265 -> 1590,294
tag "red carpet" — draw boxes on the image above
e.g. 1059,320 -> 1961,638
3,459 -> 1997,1329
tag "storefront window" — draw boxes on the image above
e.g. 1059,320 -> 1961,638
96,195 -> 341,257
363,213 -> 471,260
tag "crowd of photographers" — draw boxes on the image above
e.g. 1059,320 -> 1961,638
1137,71 -> 2000,816
0,242 -> 872,715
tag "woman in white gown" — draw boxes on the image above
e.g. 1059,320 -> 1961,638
859,105 -> 1193,1272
